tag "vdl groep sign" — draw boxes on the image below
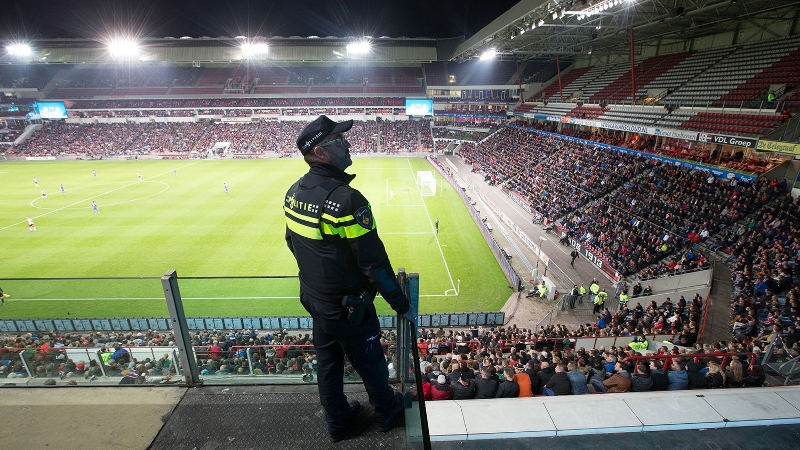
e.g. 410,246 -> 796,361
698,133 -> 757,148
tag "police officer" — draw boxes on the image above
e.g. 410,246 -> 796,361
618,291 -> 630,311
284,115 -> 417,442
569,284 -> 579,309
594,288 -> 608,314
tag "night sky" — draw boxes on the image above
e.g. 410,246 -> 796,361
1,0 -> 518,40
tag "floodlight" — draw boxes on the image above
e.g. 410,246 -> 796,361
108,39 -> 139,58
479,48 -> 497,60
242,42 -> 269,58
7,43 -> 32,56
346,41 -> 371,55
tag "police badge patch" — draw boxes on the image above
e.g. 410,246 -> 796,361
354,206 -> 374,230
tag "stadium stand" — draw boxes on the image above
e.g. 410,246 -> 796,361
423,62 -> 449,85
0,64 -> 61,89
606,52 -> 693,104
532,66 -> 593,102
662,37 -> 800,107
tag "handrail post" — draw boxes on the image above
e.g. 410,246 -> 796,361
396,268 -> 419,387
161,270 -> 201,385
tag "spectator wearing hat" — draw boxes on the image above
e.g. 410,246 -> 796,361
452,374 -> 477,400
431,374 -> 453,401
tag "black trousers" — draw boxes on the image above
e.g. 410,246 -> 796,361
300,291 -> 398,434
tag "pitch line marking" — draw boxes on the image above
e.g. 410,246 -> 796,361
1,161 -> 201,233
30,181 -> 171,210
406,158 -> 457,295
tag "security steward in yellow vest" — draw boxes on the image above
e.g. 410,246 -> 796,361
285,115 -> 416,442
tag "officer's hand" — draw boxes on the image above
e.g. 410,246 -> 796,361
402,304 -> 418,327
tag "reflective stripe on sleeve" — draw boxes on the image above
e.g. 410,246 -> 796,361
320,213 -> 375,238
284,207 -> 322,240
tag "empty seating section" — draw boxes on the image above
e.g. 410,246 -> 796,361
600,106 -> 667,125
49,88 -> 115,98
366,67 -> 393,84
519,59 -> 563,84
663,37 -> 800,107
309,86 -> 364,94
197,67 -> 235,86
528,102 -> 576,117
447,63 -> 473,86
465,61 -> 518,86
256,67 -> 290,85
715,43 -> 800,106
589,67 -> 634,103
423,62 -> 448,85
578,63 -> 630,102
680,111 -> 784,137
0,65 -> 61,89
44,66 -> 203,98
567,105 -> 607,119
606,52 -> 692,104
655,109 -> 697,129
252,86 -> 309,94
550,66 -> 609,102
113,88 -> 170,96
644,48 -> 729,105
170,86 -> 226,95
530,66 -> 593,102
513,103 -> 538,114
394,67 -> 422,85
785,90 -> 800,109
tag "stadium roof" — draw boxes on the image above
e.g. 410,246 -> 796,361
451,0 -> 800,61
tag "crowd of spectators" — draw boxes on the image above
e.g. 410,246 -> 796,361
194,122 -> 259,153
13,121 -> 141,157
725,192 -> 800,346
0,121 -> 25,143
6,117 -> 440,157
66,97 -> 405,110
247,121 -> 305,155
459,124 -> 786,278
380,120 -> 420,153
415,331 -> 770,400
0,316 -> 746,385
347,120 -> 378,153
128,122 -> 208,154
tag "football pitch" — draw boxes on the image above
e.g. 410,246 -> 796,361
0,157 -> 510,320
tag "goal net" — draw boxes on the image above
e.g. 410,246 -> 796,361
417,171 -> 436,197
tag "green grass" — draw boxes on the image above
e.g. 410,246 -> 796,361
0,157 -> 511,319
